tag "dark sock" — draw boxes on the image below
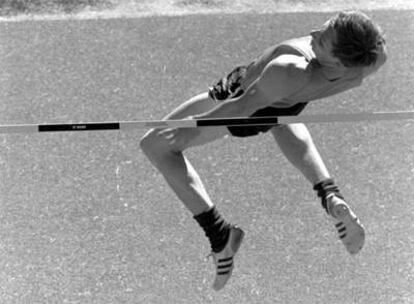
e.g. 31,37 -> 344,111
313,178 -> 344,214
193,207 -> 231,253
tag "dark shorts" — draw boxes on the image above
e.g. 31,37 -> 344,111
208,65 -> 308,138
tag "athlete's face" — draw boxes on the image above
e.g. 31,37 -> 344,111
310,20 -> 345,69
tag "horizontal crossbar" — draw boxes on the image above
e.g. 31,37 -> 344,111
0,111 -> 413,134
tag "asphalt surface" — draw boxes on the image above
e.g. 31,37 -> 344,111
0,10 -> 413,304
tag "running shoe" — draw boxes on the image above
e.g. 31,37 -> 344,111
209,226 -> 245,290
326,194 -> 365,254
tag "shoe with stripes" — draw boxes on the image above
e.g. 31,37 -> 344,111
326,195 -> 365,254
209,226 -> 244,291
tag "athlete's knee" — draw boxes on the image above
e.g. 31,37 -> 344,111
140,129 -> 161,156
140,129 -> 177,161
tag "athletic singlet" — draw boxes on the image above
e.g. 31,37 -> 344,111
240,36 -> 364,107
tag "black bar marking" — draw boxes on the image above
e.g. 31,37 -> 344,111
38,123 -> 120,132
196,117 -> 279,127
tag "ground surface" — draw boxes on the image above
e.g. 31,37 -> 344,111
0,6 -> 413,304
1,0 -> 414,20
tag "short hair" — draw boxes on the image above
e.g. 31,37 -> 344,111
329,11 -> 386,67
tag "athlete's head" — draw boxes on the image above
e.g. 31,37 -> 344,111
311,11 -> 386,68
330,11 -> 386,67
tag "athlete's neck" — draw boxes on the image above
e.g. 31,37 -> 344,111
312,59 -> 347,81
321,65 -> 346,81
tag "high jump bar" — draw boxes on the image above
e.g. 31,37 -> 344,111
0,111 -> 413,134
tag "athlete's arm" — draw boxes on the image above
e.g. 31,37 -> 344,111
193,55 -> 310,120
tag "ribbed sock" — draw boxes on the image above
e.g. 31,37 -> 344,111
193,207 -> 231,253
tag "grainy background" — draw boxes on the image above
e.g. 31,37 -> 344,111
0,5 -> 413,304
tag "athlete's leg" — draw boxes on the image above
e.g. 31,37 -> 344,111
140,93 -> 244,290
140,92 -> 230,215
270,123 -> 330,185
271,124 -> 365,254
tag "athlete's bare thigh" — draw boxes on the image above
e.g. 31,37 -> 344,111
144,92 -> 230,150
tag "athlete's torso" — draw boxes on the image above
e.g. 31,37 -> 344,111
240,36 -> 365,107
